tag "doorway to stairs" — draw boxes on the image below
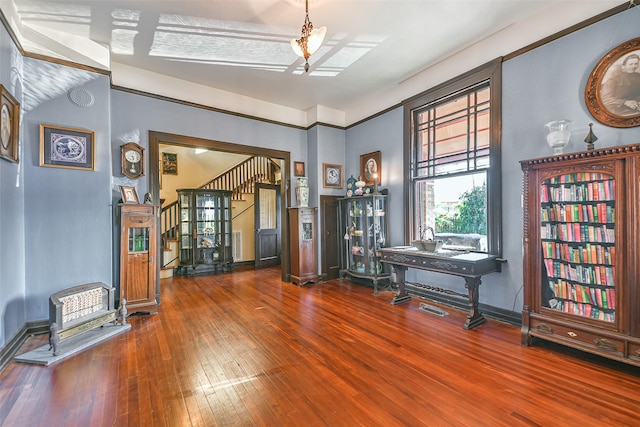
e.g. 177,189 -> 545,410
148,131 -> 291,283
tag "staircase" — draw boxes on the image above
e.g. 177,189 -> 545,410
160,155 -> 280,278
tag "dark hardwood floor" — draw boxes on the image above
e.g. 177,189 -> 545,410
1,267 -> 640,426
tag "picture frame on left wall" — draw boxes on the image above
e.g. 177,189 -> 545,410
39,124 -> 94,170
0,84 -> 20,163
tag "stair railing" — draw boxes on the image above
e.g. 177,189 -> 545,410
160,155 -> 280,269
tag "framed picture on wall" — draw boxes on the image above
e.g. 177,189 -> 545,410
323,163 -> 343,188
294,161 -> 305,177
585,36 -> 640,128
39,124 -> 94,170
162,152 -> 178,175
360,150 -> 381,186
0,85 -> 20,164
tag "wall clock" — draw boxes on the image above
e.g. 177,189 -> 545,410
121,142 -> 144,179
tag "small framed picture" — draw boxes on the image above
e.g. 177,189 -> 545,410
39,124 -> 94,170
323,163 -> 343,188
294,161 -> 305,177
0,85 -> 20,164
119,185 -> 139,204
162,152 -> 178,175
360,150 -> 381,186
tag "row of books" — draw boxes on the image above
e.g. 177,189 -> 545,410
550,300 -> 615,322
540,223 -> 615,243
548,279 -> 616,309
541,176 -> 615,202
542,241 -> 615,266
544,258 -> 615,286
545,172 -> 611,184
540,202 -> 615,223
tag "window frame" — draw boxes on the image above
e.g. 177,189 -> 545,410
403,59 -> 503,256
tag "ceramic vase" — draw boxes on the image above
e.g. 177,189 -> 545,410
296,177 -> 309,207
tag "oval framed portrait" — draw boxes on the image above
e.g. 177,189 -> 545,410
585,37 -> 640,128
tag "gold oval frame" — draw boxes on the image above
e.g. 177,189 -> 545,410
585,37 -> 640,128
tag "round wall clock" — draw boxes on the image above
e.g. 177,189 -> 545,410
121,142 -> 145,179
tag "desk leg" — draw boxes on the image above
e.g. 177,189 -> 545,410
390,265 -> 411,305
463,277 -> 486,329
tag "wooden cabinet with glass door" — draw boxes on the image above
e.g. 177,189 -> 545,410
338,193 -> 391,294
119,203 -> 159,315
176,189 -> 233,276
521,143 -> 640,367
288,207 -> 318,286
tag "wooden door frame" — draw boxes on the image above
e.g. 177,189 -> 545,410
254,183 -> 282,268
148,131 -> 291,283
320,195 -> 342,281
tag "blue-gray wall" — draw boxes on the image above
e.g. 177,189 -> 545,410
347,10 -> 640,311
0,24 -> 25,349
1,9 -> 639,350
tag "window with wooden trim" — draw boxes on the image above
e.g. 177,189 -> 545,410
404,60 -> 502,255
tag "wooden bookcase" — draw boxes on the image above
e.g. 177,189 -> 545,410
521,143 -> 640,366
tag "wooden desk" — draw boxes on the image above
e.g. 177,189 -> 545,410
379,246 -> 502,329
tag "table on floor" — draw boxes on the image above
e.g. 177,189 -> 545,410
379,246 -> 502,329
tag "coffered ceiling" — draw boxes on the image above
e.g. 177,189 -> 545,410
0,0 -> 624,126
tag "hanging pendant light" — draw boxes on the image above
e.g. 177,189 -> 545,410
290,0 -> 326,72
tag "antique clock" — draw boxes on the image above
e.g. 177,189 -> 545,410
121,142 -> 144,179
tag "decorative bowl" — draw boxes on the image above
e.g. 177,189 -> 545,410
411,239 -> 443,252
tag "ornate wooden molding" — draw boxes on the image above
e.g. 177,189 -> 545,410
521,143 -> 640,167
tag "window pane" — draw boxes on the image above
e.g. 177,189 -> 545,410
414,172 -> 487,251
414,85 -> 490,178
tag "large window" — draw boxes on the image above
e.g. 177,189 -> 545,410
404,60 -> 502,255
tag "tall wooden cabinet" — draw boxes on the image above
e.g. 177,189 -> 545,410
521,143 -> 640,367
338,194 -> 391,294
288,207 -> 318,286
176,189 -> 233,276
119,203 -> 159,315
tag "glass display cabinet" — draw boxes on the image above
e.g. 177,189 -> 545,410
176,189 -> 233,275
338,193 -> 391,294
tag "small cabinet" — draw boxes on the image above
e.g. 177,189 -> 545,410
119,203 -> 159,315
288,207 -> 318,286
338,194 -> 391,294
176,189 -> 233,276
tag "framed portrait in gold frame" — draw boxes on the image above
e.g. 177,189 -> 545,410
0,85 -> 20,163
585,37 -> 640,128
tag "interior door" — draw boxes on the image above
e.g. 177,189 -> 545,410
255,183 -> 281,268
321,195 -> 341,280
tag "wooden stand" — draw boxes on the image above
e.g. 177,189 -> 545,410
288,207 -> 318,286
119,204 -> 159,315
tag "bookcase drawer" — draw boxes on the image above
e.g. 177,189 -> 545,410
628,343 -> 640,361
530,319 -> 624,356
